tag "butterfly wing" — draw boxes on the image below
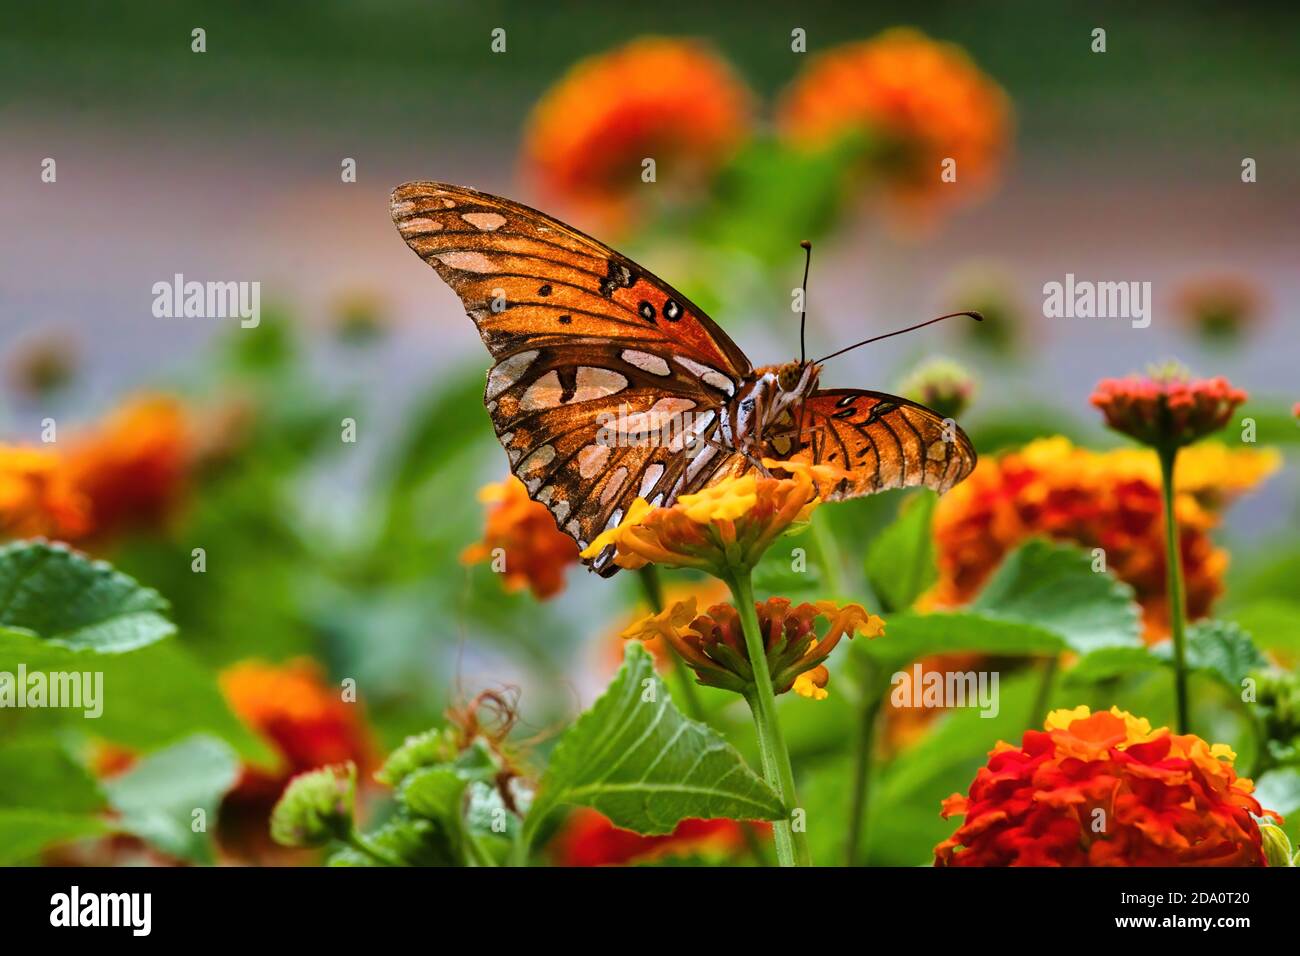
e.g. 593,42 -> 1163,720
775,389 -> 976,498
391,182 -> 751,570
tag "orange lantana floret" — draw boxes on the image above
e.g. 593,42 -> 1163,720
936,706 -> 1281,867
462,476 -> 580,600
581,459 -> 841,576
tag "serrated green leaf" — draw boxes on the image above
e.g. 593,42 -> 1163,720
103,735 -> 240,864
864,491 -> 937,613
971,539 -> 1142,653
0,541 -> 174,652
1155,620 -> 1267,689
402,767 -> 469,824
524,643 -> 783,842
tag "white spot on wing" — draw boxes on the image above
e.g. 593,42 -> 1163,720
577,443 -> 611,478
600,467 -> 629,505
520,370 -> 564,411
621,349 -> 671,376
674,356 -> 735,395
461,212 -> 507,231
571,366 -> 628,403
518,444 -> 556,476
639,463 -> 664,496
436,251 -> 494,273
487,351 -> 539,399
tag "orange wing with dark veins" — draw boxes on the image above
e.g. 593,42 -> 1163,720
390,182 -> 750,569
777,389 -> 977,498
390,182 -> 753,377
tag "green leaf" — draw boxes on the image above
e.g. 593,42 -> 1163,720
0,735 -> 108,863
0,736 -> 104,814
328,818 -> 453,867
1254,768 -> 1300,844
402,767 -> 469,824
856,611 -> 1063,675
0,629 -> 270,761
1148,619 -> 1267,689
971,539 -> 1142,653
864,491 -> 937,613
524,643 -> 784,842
0,541 -> 174,652
1182,620 -> 1267,688
0,810 -> 107,865
102,735 -> 240,864
1065,646 -> 1163,685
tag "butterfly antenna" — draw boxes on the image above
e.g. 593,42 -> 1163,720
813,311 -> 983,364
799,240 -> 812,365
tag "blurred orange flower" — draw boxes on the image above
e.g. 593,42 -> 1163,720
929,437 -> 1278,640
522,37 -> 753,229
462,476 -> 580,599
936,706 -> 1281,866
0,447 -> 91,540
218,658 -> 376,864
62,394 -> 193,542
778,28 -> 1011,217
550,808 -> 757,866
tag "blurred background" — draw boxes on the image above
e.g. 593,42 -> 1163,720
2,1 -> 1298,865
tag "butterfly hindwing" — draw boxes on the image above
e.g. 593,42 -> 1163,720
776,389 -> 976,498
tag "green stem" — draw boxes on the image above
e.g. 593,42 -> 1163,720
808,511 -> 848,597
727,570 -> 811,867
346,829 -> 406,867
1158,445 -> 1190,734
638,566 -> 706,721
1030,655 -> 1060,726
845,682 -> 882,866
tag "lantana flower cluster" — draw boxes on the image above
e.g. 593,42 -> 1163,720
936,706 -> 1281,867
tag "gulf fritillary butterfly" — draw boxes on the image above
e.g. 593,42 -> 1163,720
391,182 -> 977,575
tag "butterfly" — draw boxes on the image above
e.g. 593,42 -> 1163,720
391,182 -> 977,575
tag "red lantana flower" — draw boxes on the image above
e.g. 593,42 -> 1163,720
936,706 -> 1281,867
550,808 -> 757,866
1090,365 -> 1247,449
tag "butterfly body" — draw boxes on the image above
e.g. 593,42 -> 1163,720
391,182 -> 976,575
